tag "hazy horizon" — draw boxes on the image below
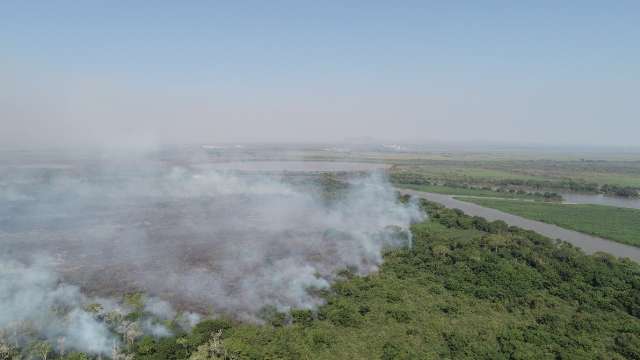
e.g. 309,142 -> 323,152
2,2 -> 639,148
2,4 -> 640,356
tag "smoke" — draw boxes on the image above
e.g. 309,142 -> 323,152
1,149 -> 424,342
0,255 -> 207,355
0,256 -> 114,355
157,172 -> 423,320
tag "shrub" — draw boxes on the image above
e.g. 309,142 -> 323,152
290,309 -> 314,327
258,306 -> 287,327
309,330 -> 334,350
386,308 -> 410,323
190,319 -> 233,346
327,303 -> 360,327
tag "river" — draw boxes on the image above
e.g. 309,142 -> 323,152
398,188 -> 640,262
560,192 -> 640,210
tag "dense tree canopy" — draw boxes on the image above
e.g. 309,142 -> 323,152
121,199 -> 640,359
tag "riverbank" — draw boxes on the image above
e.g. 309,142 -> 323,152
456,197 -> 640,248
398,188 -> 640,262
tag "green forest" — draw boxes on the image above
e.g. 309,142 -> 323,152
3,197 -> 640,360
133,198 -> 640,359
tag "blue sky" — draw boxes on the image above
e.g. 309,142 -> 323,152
1,1 -> 639,147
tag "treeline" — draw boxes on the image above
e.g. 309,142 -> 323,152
392,172 -> 639,198
601,184 -> 640,198
390,173 -> 563,201
495,178 -> 599,193
496,179 -> 639,198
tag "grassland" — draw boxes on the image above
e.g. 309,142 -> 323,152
457,197 -> 640,247
390,160 -> 640,188
391,163 -> 542,182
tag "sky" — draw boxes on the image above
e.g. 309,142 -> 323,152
1,1 -> 639,148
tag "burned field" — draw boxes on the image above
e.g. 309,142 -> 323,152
1,153 -> 420,319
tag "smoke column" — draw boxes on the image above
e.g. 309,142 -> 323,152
0,149 -> 424,348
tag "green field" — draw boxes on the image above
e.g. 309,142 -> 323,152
457,197 -> 640,247
389,158 -> 640,188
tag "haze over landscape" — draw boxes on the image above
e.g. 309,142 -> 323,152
2,2 -> 640,360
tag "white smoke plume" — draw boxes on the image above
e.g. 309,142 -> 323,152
0,256 -> 114,355
1,148 -> 424,338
